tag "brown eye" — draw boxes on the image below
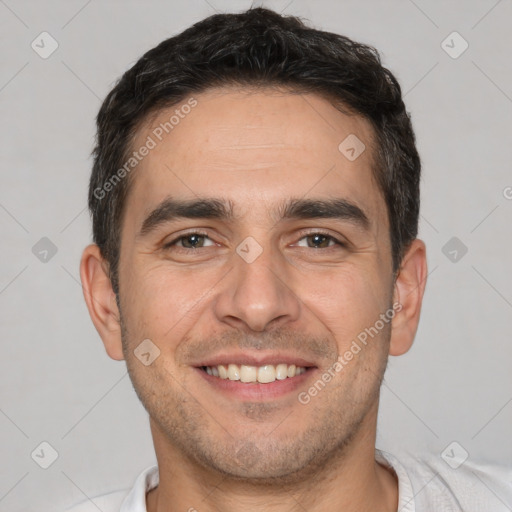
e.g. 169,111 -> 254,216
164,232 -> 214,250
306,233 -> 332,248
296,232 -> 345,249
179,234 -> 207,249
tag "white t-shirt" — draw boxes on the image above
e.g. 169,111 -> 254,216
65,449 -> 512,511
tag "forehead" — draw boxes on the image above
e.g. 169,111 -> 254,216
124,86 -> 386,231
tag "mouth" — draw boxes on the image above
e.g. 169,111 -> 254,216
193,356 -> 318,401
200,363 -> 308,383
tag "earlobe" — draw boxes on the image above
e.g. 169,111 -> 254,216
79,244 -> 125,361
389,239 -> 428,356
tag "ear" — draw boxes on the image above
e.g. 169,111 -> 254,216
389,238 -> 428,356
79,244 -> 124,361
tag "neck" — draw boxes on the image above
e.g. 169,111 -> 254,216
146,409 -> 398,512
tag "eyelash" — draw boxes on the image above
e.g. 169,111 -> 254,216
163,230 -> 347,251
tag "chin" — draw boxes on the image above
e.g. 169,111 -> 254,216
187,437 -> 344,485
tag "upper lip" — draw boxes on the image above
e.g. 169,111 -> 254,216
192,351 -> 318,368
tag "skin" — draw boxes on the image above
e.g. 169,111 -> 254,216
80,86 -> 427,512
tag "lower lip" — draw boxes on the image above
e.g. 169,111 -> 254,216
194,367 -> 317,401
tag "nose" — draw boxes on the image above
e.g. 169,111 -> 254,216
213,242 -> 301,333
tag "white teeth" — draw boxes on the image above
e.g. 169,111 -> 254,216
203,363 -> 307,383
218,364 -> 228,379
257,365 -> 276,383
276,363 -> 288,380
227,364 -> 240,381
240,364 -> 257,383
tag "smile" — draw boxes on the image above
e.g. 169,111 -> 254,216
201,363 -> 307,383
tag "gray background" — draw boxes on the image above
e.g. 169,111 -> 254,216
1,0 -> 511,510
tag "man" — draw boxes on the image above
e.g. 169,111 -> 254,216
73,6 -> 511,512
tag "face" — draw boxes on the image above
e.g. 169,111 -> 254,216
115,87 -> 396,481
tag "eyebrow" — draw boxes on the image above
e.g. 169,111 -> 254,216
137,196 -> 371,238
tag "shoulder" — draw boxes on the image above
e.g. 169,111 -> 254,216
378,447 -> 512,511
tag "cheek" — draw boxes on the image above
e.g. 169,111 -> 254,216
299,265 -> 390,345
120,261 -> 219,344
